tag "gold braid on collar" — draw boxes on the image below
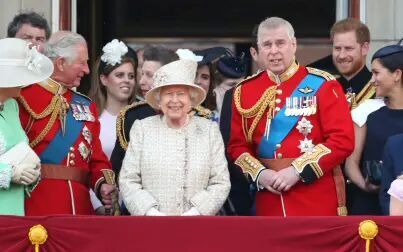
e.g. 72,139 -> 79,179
234,85 -> 277,143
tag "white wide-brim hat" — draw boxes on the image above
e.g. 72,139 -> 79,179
145,59 -> 206,110
0,38 -> 54,88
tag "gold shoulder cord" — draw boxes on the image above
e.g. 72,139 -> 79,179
116,106 -> 129,151
356,81 -> 376,107
234,85 -> 277,143
18,95 -> 67,148
116,101 -> 146,150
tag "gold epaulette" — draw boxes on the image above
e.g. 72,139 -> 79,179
116,101 -> 148,150
71,89 -> 92,102
307,67 -> 336,81
192,105 -> 213,119
235,69 -> 264,87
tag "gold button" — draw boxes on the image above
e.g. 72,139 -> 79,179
70,147 -> 74,151
275,107 -> 280,112
276,144 -> 281,149
275,98 -> 281,104
276,89 -> 282,95
69,160 -> 75,166
70,153 -> 75,158
277,153 -> 283,159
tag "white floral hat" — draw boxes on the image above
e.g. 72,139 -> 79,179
145,49 -> 206,110
0,38 -> 53,87
100,39 -> 128,66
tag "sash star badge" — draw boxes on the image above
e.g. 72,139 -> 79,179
298,86 -> 314,94
298,138 -> 315,153
296,117 -> 313,136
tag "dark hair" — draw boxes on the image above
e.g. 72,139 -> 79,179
89,44 -> 138,113
198,64 -> 217,111
7,12 -> 51,39
371,43 -> 403,73
251,24 -> 259,52
330,18 -> 370,45
143,46 -> 178,66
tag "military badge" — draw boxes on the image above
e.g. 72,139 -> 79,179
296,117 -> 315,154
82,126 -> 92,144
71,103 -> 95,122
296,117 -> 313,135
83,105 -> 95,122
298,86 -> 314,94
78,142 -> 91,161
298,138 -> 315,153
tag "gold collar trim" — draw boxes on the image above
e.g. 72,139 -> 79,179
267,61 -> 299,84
39,78 -> 67,95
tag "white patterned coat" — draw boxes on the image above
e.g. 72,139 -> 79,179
119,115 -> 230,215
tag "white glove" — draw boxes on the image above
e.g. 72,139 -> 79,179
146,207 -> 166,216
181,207 -> 200,216
12,162 -> 40,185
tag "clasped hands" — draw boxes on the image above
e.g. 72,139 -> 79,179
12,162 -> 41,185
100,184 -> 117,212
257,166 -> 300,194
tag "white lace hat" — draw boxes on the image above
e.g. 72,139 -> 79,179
145,49 -> 206,110
0,38 -> 53,87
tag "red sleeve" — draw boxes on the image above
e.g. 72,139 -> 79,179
292,79 -> 355,182
227,86 -> 254,161
316,80 -> 355,172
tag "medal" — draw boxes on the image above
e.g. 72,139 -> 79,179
78,142 -> 91,161
82,126 -> 92,144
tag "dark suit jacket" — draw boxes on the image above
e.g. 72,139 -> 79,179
219,87 -> 252,215
380,133 -> 403,215
110,103 -> 156,176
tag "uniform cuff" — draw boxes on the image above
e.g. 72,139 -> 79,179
291,144 -> 330,184
235,153 -> 266,182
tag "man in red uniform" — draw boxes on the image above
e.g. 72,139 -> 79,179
18,31 -> 115,215
228,17 -> 355,216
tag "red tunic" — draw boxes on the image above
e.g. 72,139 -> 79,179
228,65 -> 354,216
18,82 -> 111,215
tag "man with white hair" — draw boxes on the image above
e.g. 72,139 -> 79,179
18,31 -> 116,216
227,17 -> 354,216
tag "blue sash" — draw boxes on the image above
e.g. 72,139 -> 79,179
258,74 -> 325,158
40,94 -> 89,164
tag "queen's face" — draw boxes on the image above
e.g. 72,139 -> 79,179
159,85 -> 192,123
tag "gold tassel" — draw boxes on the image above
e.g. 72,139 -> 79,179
358,220 -> 379,252
29,224 -> 48,252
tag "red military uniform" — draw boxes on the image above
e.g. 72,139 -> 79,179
228,62 -> 354,216
18,79 -> 111,215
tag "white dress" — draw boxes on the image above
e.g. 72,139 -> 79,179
119,115 -> 230,216
99,110 -> 117,160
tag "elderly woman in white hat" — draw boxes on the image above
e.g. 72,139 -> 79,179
0,38 -> 53,215
119,49 -> 230,216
